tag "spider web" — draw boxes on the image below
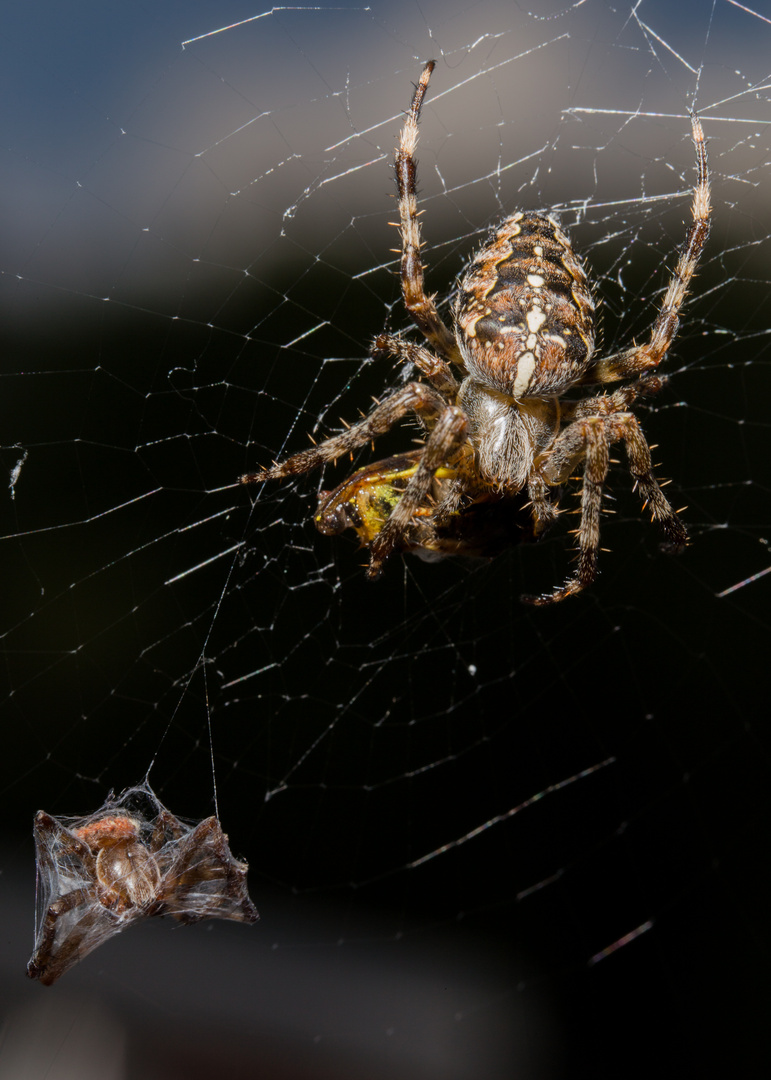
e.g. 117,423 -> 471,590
1,1 -> 769,1076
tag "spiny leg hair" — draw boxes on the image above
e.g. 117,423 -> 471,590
581,114 -> 711,386
372,332 -> 460,398
523,412 -> 688,605
394,61 -> 462,366
241,381 -> 448,484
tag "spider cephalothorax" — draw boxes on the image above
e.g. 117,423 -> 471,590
243,62 -> 710,604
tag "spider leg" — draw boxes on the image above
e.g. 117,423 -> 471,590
561,374 -> 666,422
559,395 -> 688,551
523,412 -> 687,605
526,473 -> 559,538
31,812 -> 97,894
367,404 -> 469,577
27,886 -> 96,984
581,114 -> 710,386
33,810 -> 97,872
27,812 -> 106,984
160,817 -> 220,915
150,808 -> 186,850
242,381 -> 447,484
373,332 -> 460,398
524,418 -> 609,605
160,817 -> 259,925
395,61 -> 463,366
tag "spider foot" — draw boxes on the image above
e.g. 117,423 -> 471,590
521,550 -> 596,606
26,958 -> 45,983
520,577 -> 586,606
365,549 -> 388,580
241,469 -> 267,484
646,497 -> 688,553
635,373 -> 666,397
241,461 -> 298,484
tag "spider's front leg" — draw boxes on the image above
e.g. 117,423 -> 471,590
241,381 -> 448,485
523,412 -> 688,606
394,61 -> 463,366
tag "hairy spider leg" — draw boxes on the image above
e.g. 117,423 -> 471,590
524,411 -> 688,605
241,382 -> 448,484
580,114 -> 711,386
393,61 -> 463,367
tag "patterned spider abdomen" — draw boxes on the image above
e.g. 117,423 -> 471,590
454,213 -> 595,398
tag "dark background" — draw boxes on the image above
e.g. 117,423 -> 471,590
1,2 -> 769,1077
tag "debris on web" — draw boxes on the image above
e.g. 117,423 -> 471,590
27,782 -> 258,986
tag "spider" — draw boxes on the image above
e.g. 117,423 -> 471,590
27,784 -> 258,986
242,61 -> 711,604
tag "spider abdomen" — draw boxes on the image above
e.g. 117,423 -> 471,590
455,213 -> 596,399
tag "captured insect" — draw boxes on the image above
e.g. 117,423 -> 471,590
243,62 -> 710,604
27,783 -> 258,986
